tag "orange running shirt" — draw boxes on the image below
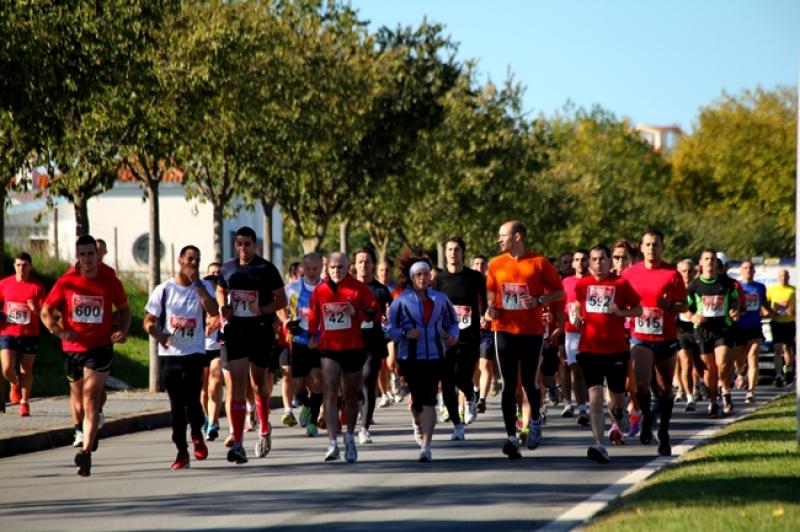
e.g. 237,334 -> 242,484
486,252 -> 563,335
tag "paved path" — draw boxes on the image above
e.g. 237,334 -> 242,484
0,385 -> 786,531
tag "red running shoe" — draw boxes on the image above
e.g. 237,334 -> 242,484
19,402 -> 30,417
192,435 -> 208,460
171,451 -> 190,470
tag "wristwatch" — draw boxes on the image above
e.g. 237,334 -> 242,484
536,296 -> 544,307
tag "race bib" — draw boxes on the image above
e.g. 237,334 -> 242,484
361,320 -> 374,329
454,305 -> 472,330
701,295 -> 724,317
635,306 -> 664,335
745,293 -> 760,312
6,301 -> 31,325
502,283 -> 529,310
71,295 -> 104,324
230,290 -> 258,317
586,285 -> 615,314
298,307 -> 310,330
323,302 -> 352,330
169,316 -> 197,343
775,301 -> 789,316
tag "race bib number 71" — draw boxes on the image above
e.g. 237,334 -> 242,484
502,283 -> 529,310
230,290 -> 258,317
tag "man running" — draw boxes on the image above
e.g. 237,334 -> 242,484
561,249 -> 590,425
353,247 -> 393,444
217,226 -> 287,463
622,230 -> 687,455
41,235 -> 131,477
308,252 -> 379,463
144,245 -> 218,469
283,253 -> 324,436
433,236 -> 487,440
767,269 -> 795,387
685,248 -> 740,418
675,259 -> 700,410
486,220 -> 564,459
472,255 -> 497,410
571,245 -> 642,463
0,252 -> 46,416
734,261 -> 768,402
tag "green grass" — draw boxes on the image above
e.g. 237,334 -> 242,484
4,249 -> 151,395
587,394 -> 800,531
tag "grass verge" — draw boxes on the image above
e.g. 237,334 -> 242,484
586,394 -> 800,531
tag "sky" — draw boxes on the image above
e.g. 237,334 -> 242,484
351,0 -> 800,131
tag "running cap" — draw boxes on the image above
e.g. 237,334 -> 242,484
409,261 -> 432,276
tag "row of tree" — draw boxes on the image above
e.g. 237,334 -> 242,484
2,0 -> 797,274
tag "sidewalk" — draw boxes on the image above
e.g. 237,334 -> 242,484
0,391 -> 171,458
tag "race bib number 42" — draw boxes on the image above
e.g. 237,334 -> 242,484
71,295 -> 104,324
323,303 -> 352,330
635,306 -> 664,335
169,316 -> 197,341
701,295 -> 724,317
502,283 -> 529,310
5,301 -> 31,325
230,290 -> 258,317
454,305 -> 472,330
586,285 -> 615,314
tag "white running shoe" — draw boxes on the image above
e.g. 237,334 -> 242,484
324,442 -> 341,462
73,430 -> 84,448
465,399 -> 477,425
358,428 -> 372,444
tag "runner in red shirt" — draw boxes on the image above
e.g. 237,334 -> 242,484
308,252 -> 380,463
571,245 -> 642,463
41,235 -> 131,477
0,252 -> 46,416
622,230 -> 687,456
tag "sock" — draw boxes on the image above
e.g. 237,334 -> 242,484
255,398 -> 269,435
230,400 -> 247,443
246,401 -> 255,413
309,392 -> 323,424
686,393 -> 694,403
611,406 -> 624,422
74,423 -> 82,432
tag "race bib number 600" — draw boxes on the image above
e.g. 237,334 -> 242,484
71,295 -> 104,324
502,283 -> 529,310
586,285 -> 615,314
323,303 -> 352,330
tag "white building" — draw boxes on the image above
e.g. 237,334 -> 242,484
5,168 -> 283,279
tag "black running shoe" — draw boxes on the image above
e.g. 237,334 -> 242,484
502,439 -> 522,460
75,451 -> 91,477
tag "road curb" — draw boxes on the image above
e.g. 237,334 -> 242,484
0,396 -> 283,458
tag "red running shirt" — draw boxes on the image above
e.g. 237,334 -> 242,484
622,262 -> 686,342
0,275 -> 46,337
308,275 -> 380,352
575,274 -> 640,354
44,267 -> 128,352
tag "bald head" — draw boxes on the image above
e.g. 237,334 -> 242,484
327,252 -> 349,282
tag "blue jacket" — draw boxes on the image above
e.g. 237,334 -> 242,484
387,287 -> 459,361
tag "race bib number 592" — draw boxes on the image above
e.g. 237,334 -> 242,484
586,285 -> 615,314
71,295 -> 104,324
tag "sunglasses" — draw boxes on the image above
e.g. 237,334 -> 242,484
611,256 -> 629,261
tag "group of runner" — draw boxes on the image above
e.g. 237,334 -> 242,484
0,222 -> 796,475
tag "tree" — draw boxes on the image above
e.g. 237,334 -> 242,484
671,86 -> 797,257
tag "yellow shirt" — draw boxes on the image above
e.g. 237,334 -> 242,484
766,284 -> 795,323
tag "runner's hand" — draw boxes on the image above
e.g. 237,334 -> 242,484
220,305 -> 233,320
444,334 -> 457,347
111,330 -> 128,344
405,328 -> 420,340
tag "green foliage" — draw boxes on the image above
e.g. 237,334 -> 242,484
671,86 -> 797,258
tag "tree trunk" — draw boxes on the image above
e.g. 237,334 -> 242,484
436,241 -> 445,269
339,219 -> 349,254
74,192 -> 90,237
147,177 -> 162,392
260,197 -> 274,262
302,238 -> 320,254
212,198 -> 224,263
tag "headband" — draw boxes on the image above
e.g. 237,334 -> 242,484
409,261 -> 431,277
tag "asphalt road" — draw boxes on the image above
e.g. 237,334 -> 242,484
0,386 -> 785,531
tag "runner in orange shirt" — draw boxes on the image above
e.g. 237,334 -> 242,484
486,221 -> 564,459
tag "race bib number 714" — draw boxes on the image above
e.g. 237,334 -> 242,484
501,283 -> 529,310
